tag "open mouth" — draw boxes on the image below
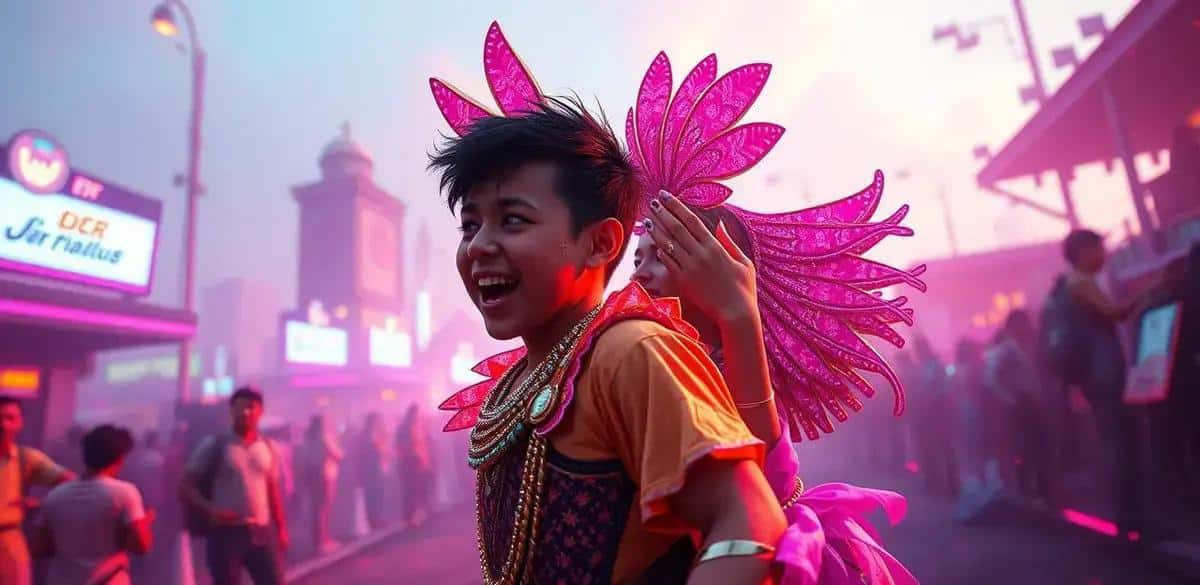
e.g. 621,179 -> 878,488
477,275 -> 520,306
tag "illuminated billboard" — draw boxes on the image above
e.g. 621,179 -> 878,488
369,327 -> 412,368
284,320 -> 349,366
0,130 -> 162,295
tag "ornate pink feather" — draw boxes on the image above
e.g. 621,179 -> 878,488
661,54 -> 719,179
483,22 -> 542,116
635,52 -> 672,187
429,78 -> 494,137
671,63 -> 773,180
429,21 -> 545,139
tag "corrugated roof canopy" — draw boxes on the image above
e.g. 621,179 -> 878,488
978,0 -> 1200,185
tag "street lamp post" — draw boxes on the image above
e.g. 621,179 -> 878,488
935,0 -> 1082,230
896,168 -> 958,257
152,1 -> 205,404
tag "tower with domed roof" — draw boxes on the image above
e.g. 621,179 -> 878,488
291,123 -> 406,346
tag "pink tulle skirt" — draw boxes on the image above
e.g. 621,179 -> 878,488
765,428 -> 919,585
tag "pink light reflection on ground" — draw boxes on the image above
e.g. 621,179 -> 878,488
1060,508 -> 1118,538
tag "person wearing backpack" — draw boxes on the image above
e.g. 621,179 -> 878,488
179,387 -> 289,585
0,397 -> 75,585
1057,230 -> 1160,536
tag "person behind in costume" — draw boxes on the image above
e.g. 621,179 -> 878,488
632,195 -> 918,585
429,93 -> 785,583
619,48 -> 921,583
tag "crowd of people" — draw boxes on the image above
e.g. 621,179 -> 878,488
889,229 -> 1195,538
0,388 -> 440,585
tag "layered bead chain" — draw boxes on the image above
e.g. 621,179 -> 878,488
467,306 -> 600,469
471,306 -> 601,584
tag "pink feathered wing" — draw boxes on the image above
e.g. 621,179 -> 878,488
430,21 -> 544,137
627,53 -> 926,441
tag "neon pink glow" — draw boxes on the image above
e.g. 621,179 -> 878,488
1127,531 -> 1141,542
1060,508 -> 1118,537
0,298 -> 195,337
0,258 -> 150,295
289,372 -> 359,388
905,461 -> 920,473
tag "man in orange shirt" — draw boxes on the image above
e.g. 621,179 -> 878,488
430,97 -> 785,584
0,397 -> 75,585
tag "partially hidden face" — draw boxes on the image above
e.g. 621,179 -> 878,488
631,232 -> 678,300
455,162 -> 599,341
0,404 -> 22,439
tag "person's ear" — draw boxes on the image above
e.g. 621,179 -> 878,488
583,218 -> 625,271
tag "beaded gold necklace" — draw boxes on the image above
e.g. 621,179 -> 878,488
467,305 -> 600,469
470,306 -> 601,584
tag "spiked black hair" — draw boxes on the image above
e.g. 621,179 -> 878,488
428,95 -> 642,277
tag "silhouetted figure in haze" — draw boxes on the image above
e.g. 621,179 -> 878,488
911,337 -> 957,497
298,415 -> 342,553
396,405 -> 434,529
358,413 -> 390,531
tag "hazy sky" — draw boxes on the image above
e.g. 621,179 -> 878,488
0,0 -> 1142,313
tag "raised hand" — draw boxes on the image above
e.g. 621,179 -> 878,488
644,190 -> 758,324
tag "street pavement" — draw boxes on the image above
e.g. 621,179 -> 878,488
296,462 -> 1188,585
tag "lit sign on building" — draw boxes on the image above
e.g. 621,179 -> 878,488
416,291 -> 432,349
284,320 -> 349,366
104,352 -> 201,384
450,342 -> 483,385
0,366 -> 40,397
369,327 -> 412,368
0,131 -> 162,295
201,345 -> 235,402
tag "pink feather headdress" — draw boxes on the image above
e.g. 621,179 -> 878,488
430,22 -> 926,441
625,53 -> 927,440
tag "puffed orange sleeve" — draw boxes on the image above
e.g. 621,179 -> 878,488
567,319 -> 764,532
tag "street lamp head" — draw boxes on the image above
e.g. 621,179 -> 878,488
932,24 -> 959,42
152,4 -> 179,38
1078,14 -> 1108,40
955,33 -> 980,52
1018,84 -> 1043,105
1052,46 -> 1079,70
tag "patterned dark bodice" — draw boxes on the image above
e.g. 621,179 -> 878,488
477,433 -> 691,584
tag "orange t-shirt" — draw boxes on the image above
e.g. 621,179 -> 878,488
548,319 -> 764,582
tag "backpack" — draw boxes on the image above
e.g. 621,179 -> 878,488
184,435 -> 229,535
1038,275 -> 1089,384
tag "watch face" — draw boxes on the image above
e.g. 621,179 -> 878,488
358,205 -> 398,297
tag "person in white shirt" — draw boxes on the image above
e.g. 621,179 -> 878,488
32,424 -> 155,585
179,387 -> 288,585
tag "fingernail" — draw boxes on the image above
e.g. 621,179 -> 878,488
643,218 -> 654,231
649,199 -> 662,212
659,190 -> 674,200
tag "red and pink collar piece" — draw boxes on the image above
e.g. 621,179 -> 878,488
438,283 -> 698,434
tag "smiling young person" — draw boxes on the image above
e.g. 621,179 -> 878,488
429,20 -> 935,584
430,88 -> 785,584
